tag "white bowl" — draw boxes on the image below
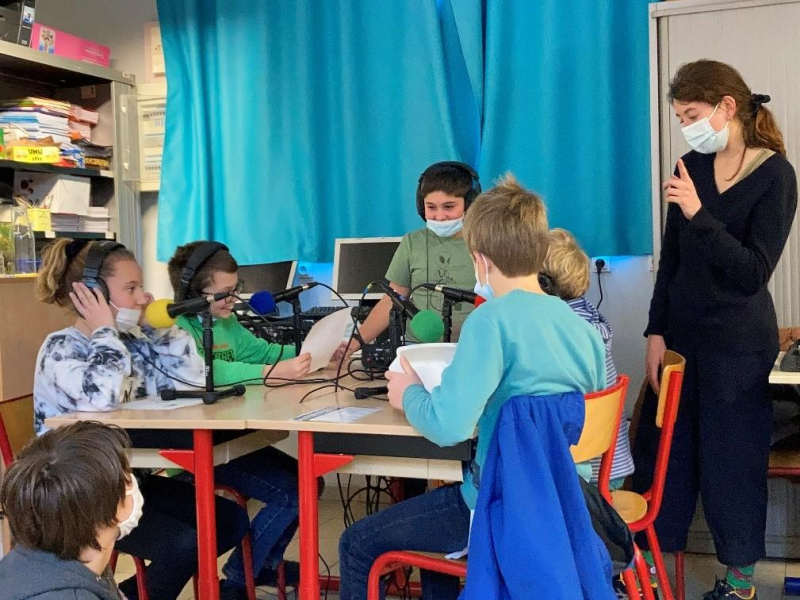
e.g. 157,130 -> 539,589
388,343 -> 457,392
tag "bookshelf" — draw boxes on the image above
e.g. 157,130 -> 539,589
0,41 -> 142,518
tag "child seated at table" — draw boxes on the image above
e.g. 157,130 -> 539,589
0,421 -> 136,600
541,228 -> 635,489
168,241 -> 318,593
167,241 -> 311,386
31,238 -> 249,600
337,174 -> 608,600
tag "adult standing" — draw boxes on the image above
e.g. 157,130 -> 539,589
635,59 -> 797,600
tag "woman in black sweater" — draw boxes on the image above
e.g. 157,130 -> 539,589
635,60 -> 797,600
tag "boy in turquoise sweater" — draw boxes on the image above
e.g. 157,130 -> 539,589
338,174 -> 607,600
168,241 -> 311,385
167,241 -> 312,597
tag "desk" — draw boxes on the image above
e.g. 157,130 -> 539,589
770,352 -> 800,385
767,354 -> 800,595
46,376 -> 463,600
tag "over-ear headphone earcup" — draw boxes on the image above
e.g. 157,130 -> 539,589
82,276 -> 110,302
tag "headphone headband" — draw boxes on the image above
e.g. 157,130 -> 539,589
416,161 -> 482,220
178,241 -> 229,301
82,240 -> 125,301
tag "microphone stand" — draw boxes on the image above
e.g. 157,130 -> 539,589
161,311 -> 246,405
441,299 -> 454,343
290,297 -> 303,355
388,306 -> 404,361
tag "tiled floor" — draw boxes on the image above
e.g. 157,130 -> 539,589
113,497 -> 800,599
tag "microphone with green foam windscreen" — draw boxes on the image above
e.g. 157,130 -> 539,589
374,281 -> 444,343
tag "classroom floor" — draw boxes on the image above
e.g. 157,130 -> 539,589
112,496 -> 800,599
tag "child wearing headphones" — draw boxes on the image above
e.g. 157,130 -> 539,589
540,228 -> 634,488
33,238 -> 250,600
166,241 -> 311,595
0,421 -> 136,600
166,240 -> 311,385
334,161 -> 481,360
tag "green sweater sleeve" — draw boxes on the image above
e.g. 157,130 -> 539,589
228,317 -> 297,364
403,312 -> 503,446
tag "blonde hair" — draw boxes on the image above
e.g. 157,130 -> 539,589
541,228 -> 590,300
37,239 -> 134,312
462,173 -> 548,277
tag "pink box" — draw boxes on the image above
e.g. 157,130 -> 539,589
31,24 -> 110,68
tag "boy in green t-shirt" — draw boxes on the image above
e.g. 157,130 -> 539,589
334,161 -> 480,359
167,241 -> 311,386
167,241 -> 312,597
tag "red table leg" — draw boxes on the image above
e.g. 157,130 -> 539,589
194,430 -> 219,600
298,431 -> 320,600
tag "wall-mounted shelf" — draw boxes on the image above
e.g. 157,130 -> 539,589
0,159 -> 113,178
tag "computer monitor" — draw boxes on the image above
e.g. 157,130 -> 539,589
332,237 -> 403,301
238,261 -> 296,294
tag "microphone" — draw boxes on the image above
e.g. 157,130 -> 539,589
420,283 -> 486,306
145,292 -> 231,328
249,283 -> 320,315
374,282 -> 444,343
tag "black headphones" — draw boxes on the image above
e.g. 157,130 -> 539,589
82,240 -> 125,301
177,241 -> 229,301
415,161 -> 481,220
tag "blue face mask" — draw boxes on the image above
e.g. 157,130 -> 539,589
426,217 -> 463,238
473,254 -> 495,300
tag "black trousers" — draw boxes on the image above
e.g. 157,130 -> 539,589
632,342 -> 775,567
116,476 -> 250,600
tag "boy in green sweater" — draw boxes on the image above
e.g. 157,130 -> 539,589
167,241 -> 312,597
168,241 -> 311,386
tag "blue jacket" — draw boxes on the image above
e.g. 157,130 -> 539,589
461,392 -> 615,600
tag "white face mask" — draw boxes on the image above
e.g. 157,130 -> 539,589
473,254 -> 495,300
110,302 -> 142,333
426,217 -> 463,238
681,103 -> 730,154
117,476 -> 144,540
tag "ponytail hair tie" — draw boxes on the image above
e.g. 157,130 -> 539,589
750,93 -> 771,116
65,239 -> 90,265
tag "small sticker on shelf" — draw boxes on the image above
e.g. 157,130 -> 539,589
81,85 -> 97,100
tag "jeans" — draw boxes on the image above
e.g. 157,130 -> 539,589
215,447 -> 300,586
338,484 -> 471,600
116,476 -> 249,600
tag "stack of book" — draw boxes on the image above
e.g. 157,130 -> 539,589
79,207 -> 110,234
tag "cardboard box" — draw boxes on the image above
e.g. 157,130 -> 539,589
14,172 -> 90,216
31,24 -> 110,68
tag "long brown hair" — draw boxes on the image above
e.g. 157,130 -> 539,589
668,59 -> 785,155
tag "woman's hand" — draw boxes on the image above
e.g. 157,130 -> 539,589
664,159 -> 702,219
265,353 -> 312,380
385,356 -> 423,412
646,334 -> 667,393
70,282 -> 116,332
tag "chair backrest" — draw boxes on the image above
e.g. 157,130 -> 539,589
571,375 -> 630,498
0,411 -> 14,468
571,375 -> 629,464
655,350 -> 685,429
646,350 -> 686,519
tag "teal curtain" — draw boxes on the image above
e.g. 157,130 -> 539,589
157,0 -> 651,262
478,0 -> 652,256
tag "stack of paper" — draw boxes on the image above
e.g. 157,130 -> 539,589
0,109 -> 70,146
77,140 -> 113,170
50,214 -> 80,232
79,207 -> 110,233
